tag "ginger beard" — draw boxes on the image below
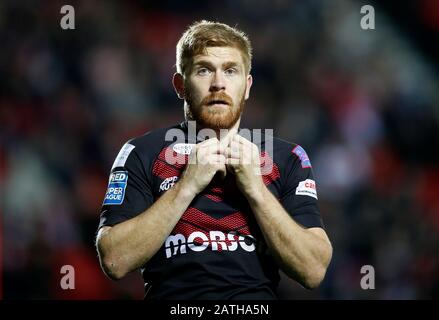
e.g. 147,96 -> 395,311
184,82 -> 246,131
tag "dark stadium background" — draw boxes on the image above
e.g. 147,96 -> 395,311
1,0 -> 438,299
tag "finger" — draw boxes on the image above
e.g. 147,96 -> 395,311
216,140 -> 228,155
234,134 -> 251,145
219,126 -> 238,146
219,132 -> 233,150
225,157 -> 240,166
228,145 -> 258,165
234,135 -> 260,160
198,137 -> 220,149
225,146 -> 241,160
198,139 -> 222,156
229,140 -> 243,154
234,135 -> 259,154
205,153 -> 226,165
201,137 -> 232,156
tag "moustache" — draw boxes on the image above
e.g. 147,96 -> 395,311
201,92 -> 233,106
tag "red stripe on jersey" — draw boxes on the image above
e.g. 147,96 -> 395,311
172,220 -> 200,238
260,151 -> 280,185
152,159 -> 181,179
234,225 -> 251,235
210,187 -> 224,194
179,207 -> 249,233
205,194 -> 223,202
157,147 -> 187,169
204,186 -> 225,202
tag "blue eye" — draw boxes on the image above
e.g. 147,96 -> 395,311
225,68 -> 237,75
197,68 -> 210,76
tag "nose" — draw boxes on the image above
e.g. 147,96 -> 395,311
210,71 -> 226,92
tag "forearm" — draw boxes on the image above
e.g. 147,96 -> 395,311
246,183 -> 332,288
97,180 -> 195,279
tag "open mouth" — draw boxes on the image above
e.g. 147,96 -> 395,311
207,100 -> 229,106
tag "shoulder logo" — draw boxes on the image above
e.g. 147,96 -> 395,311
112,143 -> 135,169
292,145 -> 312,168
103,171 -> 128,205
172,143 -> 195,155
295,179 -> 318,199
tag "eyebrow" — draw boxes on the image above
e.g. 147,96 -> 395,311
193,60 -> 241,70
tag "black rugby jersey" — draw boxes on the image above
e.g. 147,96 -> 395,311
98,121 -> 324,300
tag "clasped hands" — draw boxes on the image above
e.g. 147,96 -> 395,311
181,133 -> 265,199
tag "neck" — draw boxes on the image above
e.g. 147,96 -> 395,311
216,118 -> 240,141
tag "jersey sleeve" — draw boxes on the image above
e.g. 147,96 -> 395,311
98,142 -> 154,229
280,145 -> 324,229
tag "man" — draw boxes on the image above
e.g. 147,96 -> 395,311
96,20 -> 332,300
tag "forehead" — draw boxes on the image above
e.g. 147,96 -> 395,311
192,46 -> 245,66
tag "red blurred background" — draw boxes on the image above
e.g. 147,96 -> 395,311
1,0 -> 438,299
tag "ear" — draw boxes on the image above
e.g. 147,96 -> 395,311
172,73 -> 185,99
244,74 -> 253,100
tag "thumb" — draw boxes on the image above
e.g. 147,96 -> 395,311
219,128 -> 237,150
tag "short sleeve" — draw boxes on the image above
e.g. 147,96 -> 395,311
280,145 -> 324,229
98,142 -> 154,229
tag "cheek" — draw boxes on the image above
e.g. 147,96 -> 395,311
185,82 -> 197,100
187,80 -> 208,101
232,82 -> 247,101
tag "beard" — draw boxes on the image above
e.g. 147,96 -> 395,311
185,87 -> 246,131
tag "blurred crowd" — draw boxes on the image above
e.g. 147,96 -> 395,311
1,0 -> 438,299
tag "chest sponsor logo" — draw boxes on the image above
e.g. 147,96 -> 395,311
165,231 -> 256,258
159,176 -> 179,192
295,179 -> 318,199
103,171 -> 128,205
172,143 -> 195,155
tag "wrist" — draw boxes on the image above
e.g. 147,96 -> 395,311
175,177 -> 199,201
243,177 -> 267,205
